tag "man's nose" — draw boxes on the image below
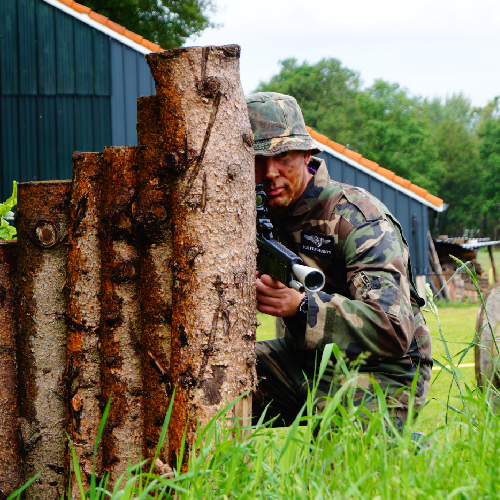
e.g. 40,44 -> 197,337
263,158 -> 279,179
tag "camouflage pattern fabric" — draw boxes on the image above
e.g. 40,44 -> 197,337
246,92 -> 321,156
253,158 -> 432,425
254,337 -> 408,430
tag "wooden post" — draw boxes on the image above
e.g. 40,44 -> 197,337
66,152 -> 104,489
15,181 -> 71,499
0,240 -> 23,495
146,45 -> 257,468
475,283 -> 500,407
100,146 -> 143,484
428,229 -> 452,301
488,245 -> 498,284
136,95 -> 174,470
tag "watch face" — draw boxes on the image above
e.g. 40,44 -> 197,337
297,296 -> 308,319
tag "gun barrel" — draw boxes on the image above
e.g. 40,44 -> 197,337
291,264 -> 325,292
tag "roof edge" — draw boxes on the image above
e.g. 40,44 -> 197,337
44,0 -> 163,55
306,126 -> 445,212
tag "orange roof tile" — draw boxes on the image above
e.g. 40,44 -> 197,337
88,11 -> 108,25
343,149 -> 363,162
327,140 -> 346,154
71,2 -> 91,14
376,166 -> 395,180
54,0 -> 163,53
359,158 -> 379,171
307,128 -> 329,145
142,40 -> 162,52
307,125 -> 443,209
410,185 -> 428,198
123,29 -> 144,45
393,175 -> 412,189
106,20 -> 127,35
425,193 -> 444,206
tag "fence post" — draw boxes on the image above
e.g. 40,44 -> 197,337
0,240 -> 23,495
146,45 -> 257,467
15,180 -> 71,499
100,146 -> 143,485
136,95 -> 174,470
66,152 -> 104,489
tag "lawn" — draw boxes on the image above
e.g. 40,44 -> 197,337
257,302 -> 481,435
13,302 -> 498,499
476,246 -> 500,284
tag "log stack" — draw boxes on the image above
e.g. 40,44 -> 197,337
0,44 -> 256,498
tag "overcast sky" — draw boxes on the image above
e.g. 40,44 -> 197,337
186,0 -> 500,108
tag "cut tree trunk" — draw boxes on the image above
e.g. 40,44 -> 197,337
100,146 -> 143,484
488,245 -> 498,284
136,95 -> 173,469
475,283 -> 500,405
146,45 -> 257,468
0,240 -> 23,496
66,152 -> 104,490
15,180 -> 71,500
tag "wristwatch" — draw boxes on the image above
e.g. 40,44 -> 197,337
295,294 -> 308,321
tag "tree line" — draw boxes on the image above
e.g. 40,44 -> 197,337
81,0 -> 217,49
255,58 -> 500,239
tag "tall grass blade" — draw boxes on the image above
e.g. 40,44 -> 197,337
149,387 -> 176,476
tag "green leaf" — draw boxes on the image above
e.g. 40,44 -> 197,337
0,181 -> 17,241
0,181 -> 17,218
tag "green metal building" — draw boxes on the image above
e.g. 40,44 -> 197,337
0,0 -> 157,200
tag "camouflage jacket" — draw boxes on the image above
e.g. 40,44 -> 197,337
278,158 -> 432,404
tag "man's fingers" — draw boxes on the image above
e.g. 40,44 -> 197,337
256,278 -> 287,298
259,273 -> 286,289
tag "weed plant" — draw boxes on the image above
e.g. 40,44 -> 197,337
9,259 -> 500,499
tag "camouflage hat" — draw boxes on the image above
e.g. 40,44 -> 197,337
245,92 -> 321,156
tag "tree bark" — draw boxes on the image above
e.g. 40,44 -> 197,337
146,45 -> 257,468
136,95 -> 174,469
0,240 -> 23,496
100,146 -> 143,484
488,245 -> 498,284
475,283 -> 500,402
66,152 -> 104,491
15,180 -> 71,499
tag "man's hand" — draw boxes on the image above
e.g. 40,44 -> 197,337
256,273 -> 305,317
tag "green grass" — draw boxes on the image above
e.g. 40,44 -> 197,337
11,281 -> 500,499
257,306 -> 480,436
476,246 -> 500,284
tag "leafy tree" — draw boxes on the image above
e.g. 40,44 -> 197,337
255,58 -> 363,147
421,94 -> 482,237
477,98 -> 500,238
432,116 -> 481,237
81,0 -> 217,49
355,80 -> 441,194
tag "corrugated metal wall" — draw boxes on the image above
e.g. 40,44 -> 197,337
0,0 -> 156,201
317,151 -> 430,275
110,40 -> 155,146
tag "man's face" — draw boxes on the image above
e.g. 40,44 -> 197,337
255,150 -> 312,217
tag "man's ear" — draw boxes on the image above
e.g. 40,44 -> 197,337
303,150 -> 312,165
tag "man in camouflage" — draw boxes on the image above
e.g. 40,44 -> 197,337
246,92 -> 432,429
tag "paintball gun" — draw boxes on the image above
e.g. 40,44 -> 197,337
256,183 -> 325,293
